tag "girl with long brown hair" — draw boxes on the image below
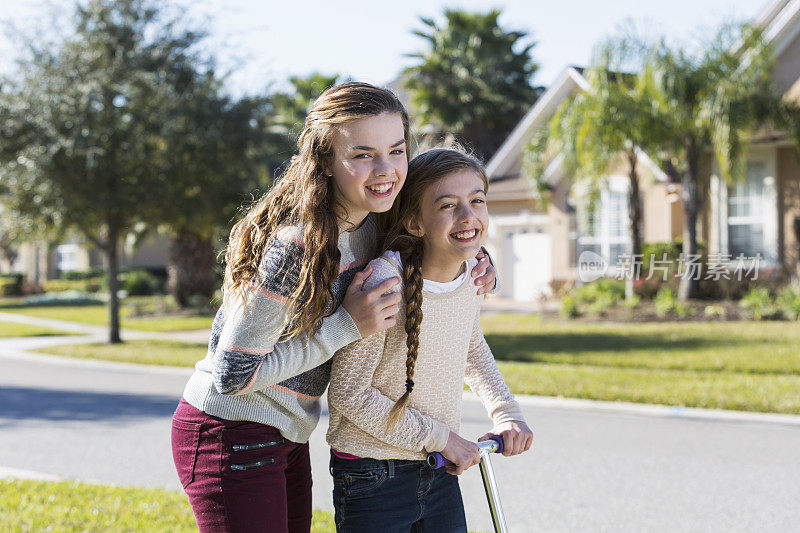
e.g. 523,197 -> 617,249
171,83 -> 497,533
326,148 -> 533,532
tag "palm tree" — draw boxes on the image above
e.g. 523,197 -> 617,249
526,45 -> 667,299
640,24 -> 780,299
403,9 -> 543,159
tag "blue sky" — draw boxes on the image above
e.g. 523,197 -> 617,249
1,0 -> 767,95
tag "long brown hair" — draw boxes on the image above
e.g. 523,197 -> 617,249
223,82 -> 410,340
379,148 -> 489,428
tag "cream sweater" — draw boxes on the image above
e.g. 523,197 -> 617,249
326,252 -> 525,461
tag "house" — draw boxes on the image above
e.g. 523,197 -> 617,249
14,233 -> 169,284
705,0 -> 800,276
485,0 -> 800,301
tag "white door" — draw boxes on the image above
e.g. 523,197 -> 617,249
511,231 -> 551,301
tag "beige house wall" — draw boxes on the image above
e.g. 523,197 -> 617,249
774,29 -> 800,96
489,199 -> 539,216
778,146 -> 800,273
547,176 -> 573,281
643,182 -> 683,243
18,242 -> 56,283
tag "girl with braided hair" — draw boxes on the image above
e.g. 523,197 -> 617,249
326,147 -> 533,532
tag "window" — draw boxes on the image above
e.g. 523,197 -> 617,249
726,160 -> 775,261
576,183 -> 630,267
56,244 -> 79,273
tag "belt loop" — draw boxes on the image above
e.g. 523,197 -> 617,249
387,459 -> 395,479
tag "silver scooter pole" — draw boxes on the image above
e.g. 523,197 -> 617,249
427,436 -> 508,533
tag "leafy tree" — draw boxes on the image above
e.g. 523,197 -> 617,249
156,87 -> 272,307
0,0 -> 268,341
403,9 -> 542,159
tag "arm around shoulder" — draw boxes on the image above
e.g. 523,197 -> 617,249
212,232 -> 360,395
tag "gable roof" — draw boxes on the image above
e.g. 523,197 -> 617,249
486,66 -> 588,180
756,0 -> 800,57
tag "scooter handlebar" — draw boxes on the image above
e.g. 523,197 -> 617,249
426,435 -> 504,469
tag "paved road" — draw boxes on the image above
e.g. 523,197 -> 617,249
2,336 -> 800,532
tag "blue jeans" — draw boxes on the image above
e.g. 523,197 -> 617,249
329,451 -> 468,532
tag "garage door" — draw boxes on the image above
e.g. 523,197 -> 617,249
510,231 -> 551,301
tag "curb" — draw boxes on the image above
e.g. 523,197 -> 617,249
462,391 -> 800,428
0,465 -> 62,482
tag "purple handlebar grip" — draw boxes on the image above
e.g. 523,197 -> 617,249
426,452 -> 450,469
426,435 -> 504,469
490,434 -> 504,454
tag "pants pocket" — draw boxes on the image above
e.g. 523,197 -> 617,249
230,457 -> 276,471
171,418 -> 201,488
342,469 -> 387,495
231,437 -> 284,452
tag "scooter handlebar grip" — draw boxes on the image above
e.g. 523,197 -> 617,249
490,435 -> 504,454
426,452 -> 449,469
426,435 -> 505,469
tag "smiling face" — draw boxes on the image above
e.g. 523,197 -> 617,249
328,111 -> 408,227
406,168 -> 489,281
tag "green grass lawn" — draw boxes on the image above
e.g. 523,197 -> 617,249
25,311 -> 800,414
481,315 -> 800,414
0,478 -> 335,532
0,321 -> 76,337
35,339 -> 208,367
0,297 -> 213,332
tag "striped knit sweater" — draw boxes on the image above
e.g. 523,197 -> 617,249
326,252 -> 524,460
181,216 -> 375,444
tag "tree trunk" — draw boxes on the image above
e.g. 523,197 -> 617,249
626,149 -> 643,300
167,229 -> 217,307
106,229 -> 121,344
678,137 -> 702,300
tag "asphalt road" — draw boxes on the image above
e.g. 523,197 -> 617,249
2,341 -> 800,532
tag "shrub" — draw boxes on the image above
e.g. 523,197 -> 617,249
675,302 -> 696,318
654,288 -> 677,317
587,292 -> 617,316
43,277 -> 104,293
574,278 -> 625,305
633,275 -> 663,299
703,304 -> 727,319
641,241 -> 682,277
549,279 -> 573,298
122,270 -> 160,296
560,294 -> 580,319
622,294 -> 641,310
739,288 -> 781,320
62,268 -> 105,281
0,273 -> 24,296
776,285 -> 800,320
700,267 -> 789,301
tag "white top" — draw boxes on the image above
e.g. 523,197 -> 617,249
385,250 -> 469,294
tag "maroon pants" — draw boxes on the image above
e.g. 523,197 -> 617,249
171,399 -> 312,533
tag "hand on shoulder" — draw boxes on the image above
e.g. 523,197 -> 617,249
342,263 -> 402,338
